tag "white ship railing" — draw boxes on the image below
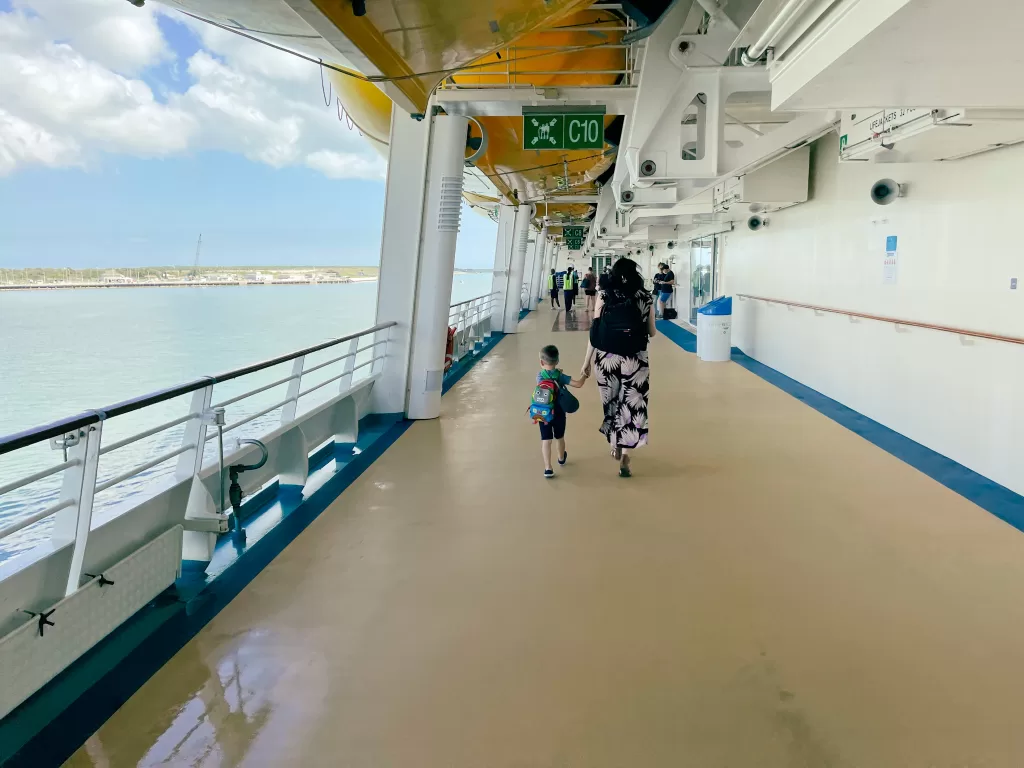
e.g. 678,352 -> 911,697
0,321 -> 396,596
448,292 -> 500,364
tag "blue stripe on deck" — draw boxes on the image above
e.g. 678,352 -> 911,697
655,319 -> 696,352
657,321 -> 1024,535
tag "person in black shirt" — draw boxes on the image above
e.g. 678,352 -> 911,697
653,262 -> 675,318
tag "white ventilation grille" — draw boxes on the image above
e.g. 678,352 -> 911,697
517,225 -> 529,254
438,176 -> 464,232
0,525 -> 183,720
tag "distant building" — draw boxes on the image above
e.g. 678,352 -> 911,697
101,272 -> 134,284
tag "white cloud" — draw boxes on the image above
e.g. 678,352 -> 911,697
0,109 -> 80,176
14,0 -> 170,75
306,150 -> 385,180
0,0 -> 384,179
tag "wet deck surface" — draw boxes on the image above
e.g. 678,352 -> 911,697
68,306 -> 1024,767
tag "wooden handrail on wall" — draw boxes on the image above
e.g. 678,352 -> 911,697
736,294 -> 1024,347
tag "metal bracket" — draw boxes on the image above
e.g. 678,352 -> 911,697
84,572 -> 115,587
49,431 -> 81,461
202,408 -> 226,426
23,608 -> 56,637
182,515 -> 230,534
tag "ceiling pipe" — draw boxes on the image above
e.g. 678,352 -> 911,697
741,0 -> 818,66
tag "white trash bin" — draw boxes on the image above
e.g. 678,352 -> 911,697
696,296 -> 732,362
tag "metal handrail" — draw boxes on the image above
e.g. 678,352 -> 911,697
94,443 -> 196,494
0,458 -> 79,498
212,373 -> 297,409
0,320 -> 397,603
449,291 -> 499,312
99,412 -> 197,456
737,294 -> 1024,346
0,321 -> 398,456
0,499 -> 75,540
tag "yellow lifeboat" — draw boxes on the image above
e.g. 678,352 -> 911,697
454,6 -> 625,228
323,2 -> 627,227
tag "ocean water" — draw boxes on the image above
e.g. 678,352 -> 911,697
0,274 -> 493,562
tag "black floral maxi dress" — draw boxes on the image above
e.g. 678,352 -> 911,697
594,288 -> 652,450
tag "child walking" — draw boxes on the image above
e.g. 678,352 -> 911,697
531,344 -> 588,478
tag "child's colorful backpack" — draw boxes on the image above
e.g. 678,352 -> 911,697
529,376 -> 559,424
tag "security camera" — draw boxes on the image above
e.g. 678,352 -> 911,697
667,241 -> 675,249
620,189 -> 634,204
747,215 -> 768,231
639,159 -> 657,177
648,244 -> 655,252
870,178 -> 904,205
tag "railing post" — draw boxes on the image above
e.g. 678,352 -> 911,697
50,421 -> 103,596
371,326 -> 392,376
338,338 -> 360,393
281,356 -> 305,424
175,384 -> 214,480
175,384 -> 221,566
457,308 -> 469,361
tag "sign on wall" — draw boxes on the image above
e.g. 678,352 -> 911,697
883,235 -> 898,284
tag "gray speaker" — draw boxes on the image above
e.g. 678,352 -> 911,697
620,189 -> 634,204
747,215 -> 768,231
639,159 -> 657,177
870,178 -> 904,205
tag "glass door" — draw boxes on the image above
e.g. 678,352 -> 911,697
688,237 -> 714,323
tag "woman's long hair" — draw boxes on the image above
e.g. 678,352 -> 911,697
609,257 -> 644,295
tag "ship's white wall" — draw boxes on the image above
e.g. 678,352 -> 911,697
726,131 -> 1024,494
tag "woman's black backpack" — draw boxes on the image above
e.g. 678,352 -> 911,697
591,291 -> 646,356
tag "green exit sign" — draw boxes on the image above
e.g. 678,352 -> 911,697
563,226 -> 586,239
523,112 -> 604,150
565,238 -> 584,251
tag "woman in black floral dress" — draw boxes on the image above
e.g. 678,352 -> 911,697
582,257 -> 656,477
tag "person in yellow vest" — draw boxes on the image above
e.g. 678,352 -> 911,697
563,266 -> 577,313
547,269 -> 560,308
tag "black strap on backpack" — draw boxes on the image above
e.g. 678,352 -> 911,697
590,291 -> 646,356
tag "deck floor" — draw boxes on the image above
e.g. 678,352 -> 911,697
68,306 -> 1024,767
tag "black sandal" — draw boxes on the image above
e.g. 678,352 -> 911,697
618,455 -> 631,478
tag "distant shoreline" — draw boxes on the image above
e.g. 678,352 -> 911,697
0,276 -> 381,292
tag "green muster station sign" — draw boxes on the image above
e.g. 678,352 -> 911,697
564,225 -> 585,250
522,107 -> 605,150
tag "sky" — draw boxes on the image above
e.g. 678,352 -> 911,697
0,0 -> 496,268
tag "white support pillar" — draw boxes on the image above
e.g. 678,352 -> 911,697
406,113 -> 469,420
372,106 -> 432,416
530,227 -> 549,307
501,203 -> 534,333
489,204 -> 517,331
524,233 -> 537,309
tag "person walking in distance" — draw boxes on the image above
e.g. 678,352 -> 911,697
653,262 -> 676,319
547,269 -> 560,309
581,267 -> 597,312
563,266 -> 576,313
581,257 -> 656,478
